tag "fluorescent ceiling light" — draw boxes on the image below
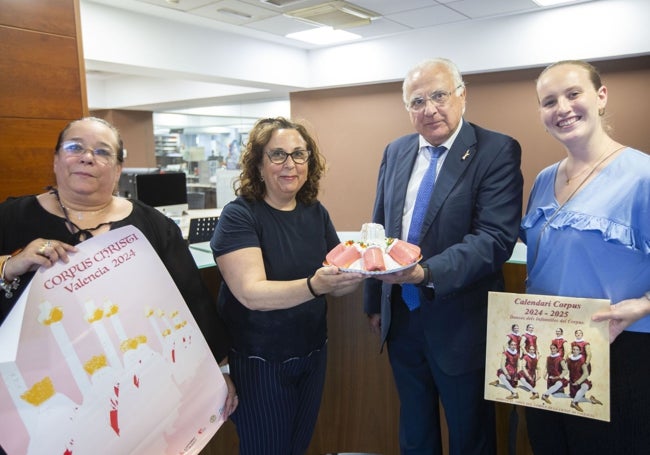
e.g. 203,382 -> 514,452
286,26 -> 361,45
217,8 -> 253,19
532,0 -> 581,5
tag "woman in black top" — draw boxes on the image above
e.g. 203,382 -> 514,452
0,117 -> 237,417
212,117 -> 364,454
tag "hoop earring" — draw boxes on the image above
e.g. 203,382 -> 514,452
598,108 -> 605,116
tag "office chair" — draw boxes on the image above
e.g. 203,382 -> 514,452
187,216 -> 219,244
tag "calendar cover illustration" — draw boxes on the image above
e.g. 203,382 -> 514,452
485,291 -> 610,422
0,226 -> 228,454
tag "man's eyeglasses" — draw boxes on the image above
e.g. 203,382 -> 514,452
60,141 -> 116,164
266,149 -> 311,165
407,85 -> 463,112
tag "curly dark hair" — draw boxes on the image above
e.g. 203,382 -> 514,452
236,117 -> 327,204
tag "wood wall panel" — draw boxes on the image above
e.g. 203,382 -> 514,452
309,294 -> 400,454
0,0 -> 76,35
0,0 -> 86,202
0,118 -> 68,197
0,26 -> 83,119
91,109 -> 157,168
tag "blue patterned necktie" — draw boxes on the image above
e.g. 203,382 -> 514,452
402,145 -> 446,311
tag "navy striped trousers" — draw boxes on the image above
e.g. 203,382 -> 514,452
230,342 -> 327,454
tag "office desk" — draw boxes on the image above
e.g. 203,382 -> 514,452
188,241 -> 215,269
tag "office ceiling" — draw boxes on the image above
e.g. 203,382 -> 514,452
82,0 -> 598,118
103,0 -> 562,46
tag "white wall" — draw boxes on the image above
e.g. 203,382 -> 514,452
308,0 -> 649,87
81,0 -> 649,112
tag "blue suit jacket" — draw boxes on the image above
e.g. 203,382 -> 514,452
364,121 -> 523,376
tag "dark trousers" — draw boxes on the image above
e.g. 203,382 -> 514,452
526,331 -> 650,455
229,343 -> 327,455
387,293 -> 496,455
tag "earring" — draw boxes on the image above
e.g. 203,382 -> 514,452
598,108 -> 605,116
260,176 -> 264,182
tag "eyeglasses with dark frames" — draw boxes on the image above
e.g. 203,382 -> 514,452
266,149 -> 311,165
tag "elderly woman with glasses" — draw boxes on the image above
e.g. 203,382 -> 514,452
211,116 -> 364,454
0,117 -> 237,418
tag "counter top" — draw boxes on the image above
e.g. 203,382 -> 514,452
188,239 -> 527,270
508,242 -> 527,265
189,241 -> 215,269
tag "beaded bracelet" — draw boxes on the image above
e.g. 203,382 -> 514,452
0,255 -> 20,299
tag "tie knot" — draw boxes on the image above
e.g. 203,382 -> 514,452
427,145 -> 446,158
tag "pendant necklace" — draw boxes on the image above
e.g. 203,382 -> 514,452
48,187 -> 115,242
564,145 -> 626,185
531,145 -> 626,270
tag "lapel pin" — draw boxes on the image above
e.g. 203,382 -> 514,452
462,149 -> 471,160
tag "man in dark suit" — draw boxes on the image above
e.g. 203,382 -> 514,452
364,58 -> 523,455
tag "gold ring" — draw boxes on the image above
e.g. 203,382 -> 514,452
38,245 -> 47,255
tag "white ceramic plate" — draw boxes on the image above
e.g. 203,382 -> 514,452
324,255 -> 421,276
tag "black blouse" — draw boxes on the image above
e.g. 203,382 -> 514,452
0,195 -> 230,362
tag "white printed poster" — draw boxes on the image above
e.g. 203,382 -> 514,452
0,226 -> 228,454
485,291 -> 610,422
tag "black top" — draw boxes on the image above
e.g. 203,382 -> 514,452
0,195 -> 230,363
211,197 -> 339,361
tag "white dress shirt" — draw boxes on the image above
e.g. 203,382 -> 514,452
402,120 -> 464,241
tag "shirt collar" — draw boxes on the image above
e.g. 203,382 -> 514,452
418,118 -> 464,151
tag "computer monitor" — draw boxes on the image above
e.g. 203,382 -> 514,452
135,172 -> 188,217
118,167 -> 160,199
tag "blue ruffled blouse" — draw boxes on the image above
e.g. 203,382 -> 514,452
520,148 -> 650,333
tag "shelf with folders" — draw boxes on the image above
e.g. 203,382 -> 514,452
154,134 -> 180,156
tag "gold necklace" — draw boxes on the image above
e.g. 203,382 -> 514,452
564,145 -> 626,185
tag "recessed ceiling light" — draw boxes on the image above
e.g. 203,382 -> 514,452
286,26 -> 361,45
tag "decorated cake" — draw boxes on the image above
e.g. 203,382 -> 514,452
325,223 -> 421,272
